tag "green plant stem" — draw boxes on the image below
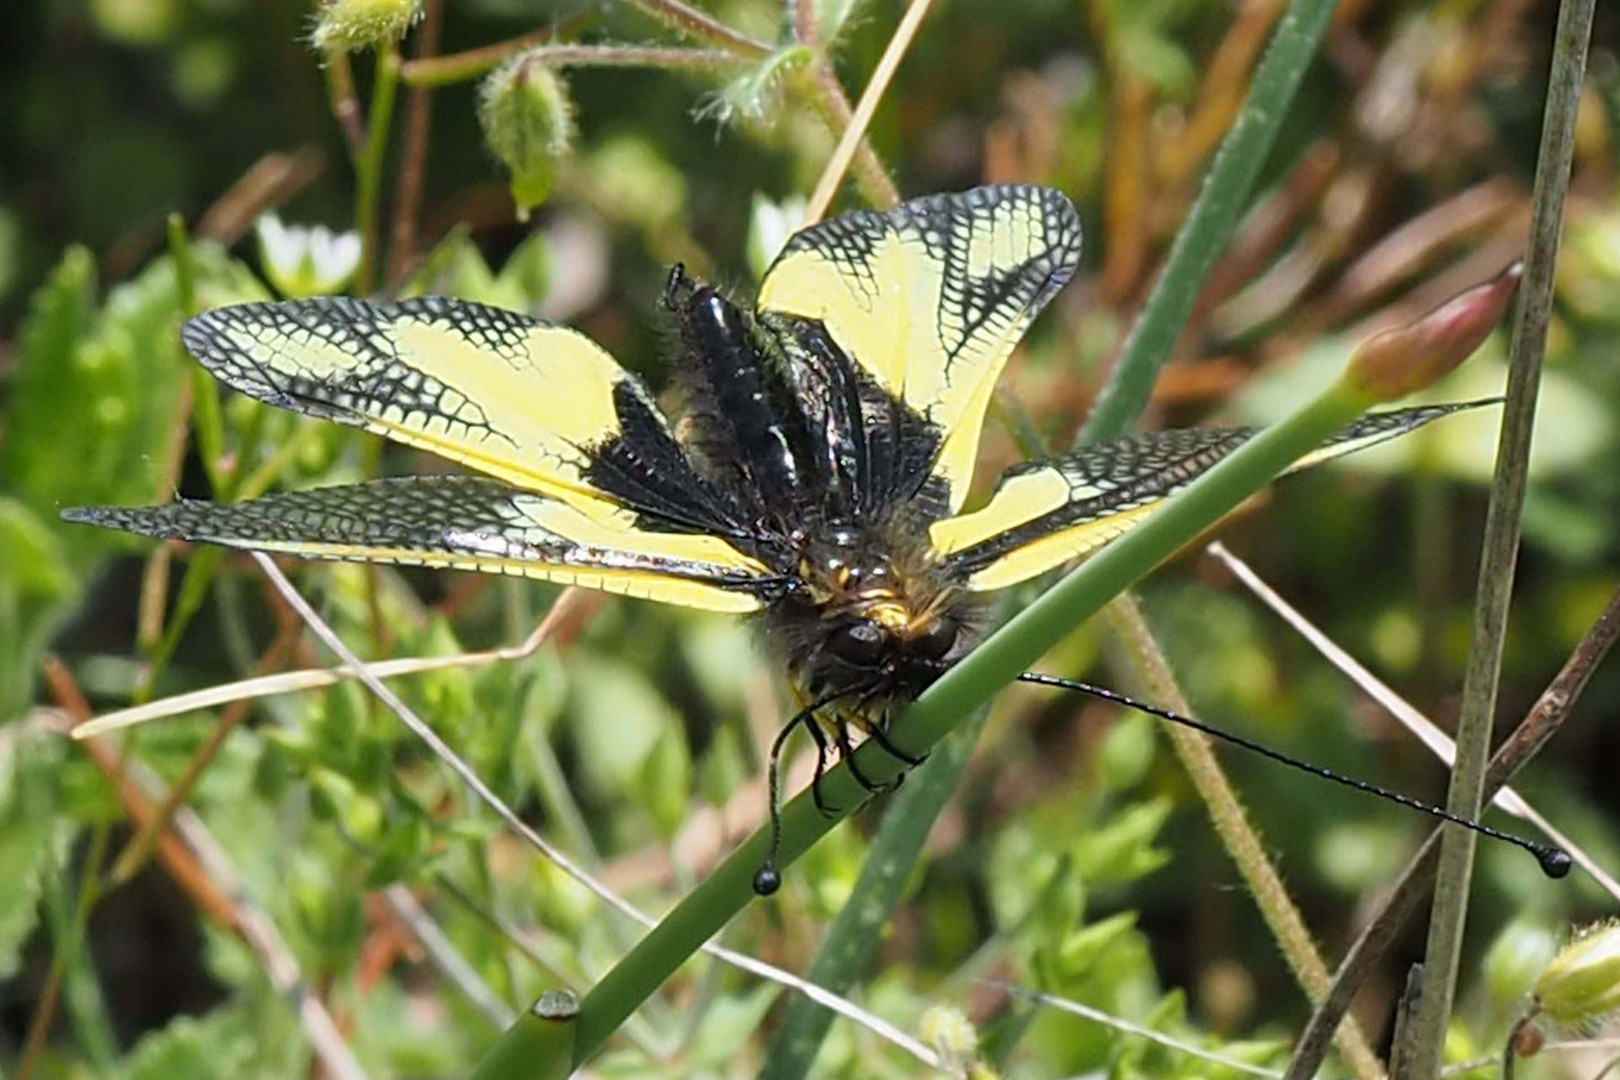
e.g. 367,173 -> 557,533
400,29 -> 548,87
406,42 -> 743,86
1404,0 -> 1595,1076
355,45 -> 401,295
145,548 -> 223,678
465,369 -> 1379,1075
800,63 -> 901,213
475,993 -> 580,1079
757,0 -> 1331,1059
759,709 -> 991,1080
15,823 -> 113,1080
626,0 -> 774,57
1077,0 -> 1338,444
1107,596 -> 1386,1080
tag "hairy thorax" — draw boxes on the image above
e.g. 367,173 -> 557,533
761,512 -> 984,727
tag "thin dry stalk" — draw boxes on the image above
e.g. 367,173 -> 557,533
803,0 -> 932,221
1406,0 -> 1596,1069
324,49 -> 366,158
1284,582 -> 1620,1080
1107,596 -> 1387,1080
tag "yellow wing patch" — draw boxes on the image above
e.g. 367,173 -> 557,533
758,186 -> 1083,511
63,477 -> 774,614
934,403 -> 1488,592
182,297 -> 647,513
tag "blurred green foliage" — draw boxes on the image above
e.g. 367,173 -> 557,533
3,0 -> 1619,1077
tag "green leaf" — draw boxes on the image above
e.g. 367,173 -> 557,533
0,730 -> 74,980
567,656 -> 680,802
1057,911 -> 1139,979
1073,798 -> 1172,888
708,46 -> 812,125
123,1008 -> 258,1080
2,246 -> 99,518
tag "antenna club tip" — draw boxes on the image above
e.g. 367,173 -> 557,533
1539,848 -> 1573,879
752,864 -> 782,895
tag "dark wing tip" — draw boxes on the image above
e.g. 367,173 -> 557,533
59,502 -> 193,540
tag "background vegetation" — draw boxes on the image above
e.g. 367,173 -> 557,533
2,0 -> 1618,1077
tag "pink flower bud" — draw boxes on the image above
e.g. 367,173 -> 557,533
1347,263 -> 1523,403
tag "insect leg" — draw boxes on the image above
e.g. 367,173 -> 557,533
804,718 -> 839,816
835,720 -> 881,794
865,720 -> 926,768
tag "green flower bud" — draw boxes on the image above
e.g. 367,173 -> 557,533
1534,921 -> 1620,1025
479,54 -> 576,222
310,0 -> 423,53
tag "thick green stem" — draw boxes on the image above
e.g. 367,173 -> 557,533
1077,0 -> 1339,444
757,0 -> 1335,1061
1404,0 -> 1596,1075
355,46 -> 401,295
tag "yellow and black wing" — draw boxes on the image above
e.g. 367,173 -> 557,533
757,186 -> 1083,513
930,402 -> 1487,592
64,477 -> 779,612
68,296 -> 781,612
181,296 -> 669,512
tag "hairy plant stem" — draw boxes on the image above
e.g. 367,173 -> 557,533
1107,596 -> 1387,1080
800,64 -> 901,214
1077,0 -> 1340,444
400,26 -> 557,86
1404,0 -> 1596,1075
624,0 -> 774,57
1284,583 -> 1620,1080
803,0 -> 930,222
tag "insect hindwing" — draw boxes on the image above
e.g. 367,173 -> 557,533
757,185 -> 1083,513
929,403 -> 1485,591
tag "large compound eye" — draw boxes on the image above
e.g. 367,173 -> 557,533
912,617 -> 959,661
827,620 -> 889,667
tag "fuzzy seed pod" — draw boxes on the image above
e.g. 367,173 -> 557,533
310,0 -> 423,53
479,53 -> 576,222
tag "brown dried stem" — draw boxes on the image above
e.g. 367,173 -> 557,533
1284,582 -> 1620,1080
388,0 -> 444,285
